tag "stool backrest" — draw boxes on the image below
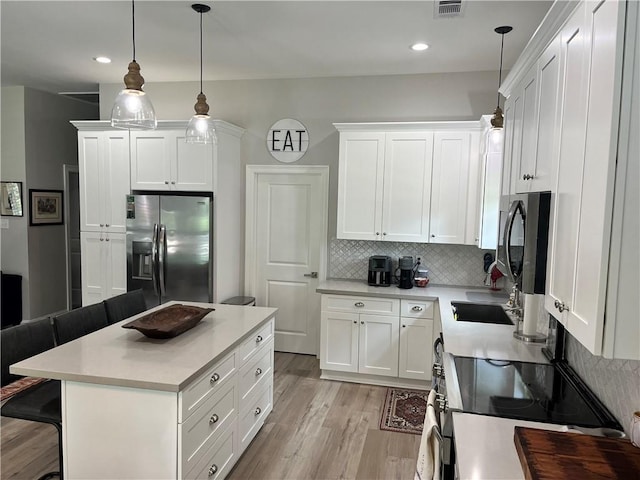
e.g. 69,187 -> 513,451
103,290 -> 147,325
52,303 -> 109,345
1,319 -> 55,386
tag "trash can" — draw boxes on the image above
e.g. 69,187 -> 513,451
220,296 -> 256,306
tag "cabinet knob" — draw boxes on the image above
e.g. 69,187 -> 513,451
255,367 -> 263,376
411,306 -> 424,312
375,232 -> 380,236
353,320 -> 357,324
208,464 -> 218,477
361,321 -> 364,325
523,174 -> 534,180
171,181 -> 175,185
431,234 -> 436,238
256,335 -> 263,343
255,407 -> 262,416
209,414 -> 219,424
554,300 -> 560,309
558,302 -> 569,313
105,223 -> 110,227
99,224 -> 104,227
383,232 -> 387,236
210,373 -> 220,384
164,181 -> 169,184
402,324 -> 406,328
105,236 -> 110,242
354,302 -> 365,308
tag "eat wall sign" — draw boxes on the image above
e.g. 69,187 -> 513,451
267,119 -> 309,163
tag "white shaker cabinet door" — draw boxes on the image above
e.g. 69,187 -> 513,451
103,134 -> 131,232
381,132 -> 433,243
106,233 -> 127,300
320,311 -> 359,373
358,314 -> 399,377
173,133 -> 214,191
513,65 -> 539,193
80,232 -> 106,307
336,132 -> 385,240
399,317 -> 433,381
130,132 -> 173,191
430,131 -> 471,244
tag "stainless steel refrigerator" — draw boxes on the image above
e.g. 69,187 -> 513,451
126,194 -> 212,307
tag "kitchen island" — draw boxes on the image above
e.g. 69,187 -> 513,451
11,302 -> 277,480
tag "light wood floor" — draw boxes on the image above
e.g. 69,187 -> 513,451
1,353 -> 420,480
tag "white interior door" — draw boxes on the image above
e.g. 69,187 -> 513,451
247,166 -> 328,355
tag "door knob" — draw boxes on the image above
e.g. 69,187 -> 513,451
303,272 -> 318,278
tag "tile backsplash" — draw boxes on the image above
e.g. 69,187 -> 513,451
566,333 -> 640,435
329,238 -> 495,287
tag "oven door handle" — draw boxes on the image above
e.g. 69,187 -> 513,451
442,352 -> 463,412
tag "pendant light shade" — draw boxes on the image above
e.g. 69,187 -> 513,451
111,0 -> 157,130
490,26 -> 513,129
186,4 -> 216,144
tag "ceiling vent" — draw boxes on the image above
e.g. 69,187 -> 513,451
434,0 -> 464,18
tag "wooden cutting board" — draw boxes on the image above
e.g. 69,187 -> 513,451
514,426 -> 640,480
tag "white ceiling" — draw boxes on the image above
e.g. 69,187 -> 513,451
1,1 -> 552,96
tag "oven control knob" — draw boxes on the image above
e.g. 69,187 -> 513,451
435,393 -> 448,412
432,363 -> 444,378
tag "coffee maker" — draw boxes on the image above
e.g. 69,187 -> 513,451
368,256 -> 392,287
398,256 -> 415,289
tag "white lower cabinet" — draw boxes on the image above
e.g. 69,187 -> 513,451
80,231 -> 126,306
399,300 -> 435,381
320,295 -> 433,386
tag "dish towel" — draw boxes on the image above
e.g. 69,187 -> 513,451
415,390 -> 441,480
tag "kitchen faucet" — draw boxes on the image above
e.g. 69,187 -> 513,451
504,284 -> 523,319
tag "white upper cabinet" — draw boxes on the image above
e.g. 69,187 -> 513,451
336,129 -> 433,243
130,130 -> 213,191
503,36 -> 562,194
430,131 -> 474,244
335,122 -> 483,245
77,130 -> 130,233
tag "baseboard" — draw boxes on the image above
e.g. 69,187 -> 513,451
320,370 -> 430,390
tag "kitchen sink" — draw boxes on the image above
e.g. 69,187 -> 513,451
451,301 -> 513,325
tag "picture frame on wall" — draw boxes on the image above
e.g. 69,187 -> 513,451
29,189 -> 64,226
1,181 -> 24,217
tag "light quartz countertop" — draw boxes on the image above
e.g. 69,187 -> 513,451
11,302 -> 277,392
452,413 -> 567,480
317,279 -> 548,363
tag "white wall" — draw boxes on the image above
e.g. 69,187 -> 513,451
101,71 -> 501,241
1,87 -> 30,317
1,87 -> 98,320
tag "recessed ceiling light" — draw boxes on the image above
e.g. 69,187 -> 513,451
410,43 -> 429,52
93,56 -> 112,64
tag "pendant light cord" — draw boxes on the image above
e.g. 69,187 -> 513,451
132,0 -> 136,61
199,10 -> 204,94
496,33 -> 504,108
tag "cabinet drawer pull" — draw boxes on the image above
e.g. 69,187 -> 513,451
210,373 -> 220,384
209,414 -> 219,424
354,302 -> 365,308
255,367 -> 263,376
208,464 -> 218,477
411,306 -> 424,312
255,406 -> 262,416
256,335 -> 263,343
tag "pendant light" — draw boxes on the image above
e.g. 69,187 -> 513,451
111,0 -> 157,130
186,4 -> 216,144
490,26 -> 513,129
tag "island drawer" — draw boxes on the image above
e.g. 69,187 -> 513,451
238,339 -> 273,406
179,351 -> 236,422
400,300 -> 435,319
238,319 -> 274,364
239,379 -> 273,452
322,295 -> 400,315
183,419 -> 238,480
180,379 -> 236,475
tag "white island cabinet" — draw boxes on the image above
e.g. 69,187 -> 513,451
11,303 -> 277,480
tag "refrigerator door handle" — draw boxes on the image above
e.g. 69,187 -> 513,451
158,224 -> 167,297
152,223 -> 160,296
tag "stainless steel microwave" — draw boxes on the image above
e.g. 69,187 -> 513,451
496,192 -> 551,294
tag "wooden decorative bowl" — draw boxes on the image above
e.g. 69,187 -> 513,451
122,304 -> 214,339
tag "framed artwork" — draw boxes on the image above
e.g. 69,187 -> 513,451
1,181 -> 24,216
29,189 -> 64,226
